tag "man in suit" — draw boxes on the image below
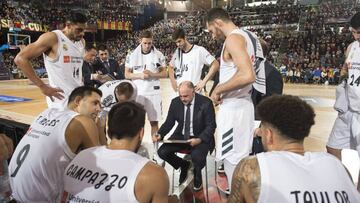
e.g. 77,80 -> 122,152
153,81 -> 216,191
82,44 -> 101,87
93,44 -> 124,82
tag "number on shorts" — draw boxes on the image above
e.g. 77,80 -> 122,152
349,74 -> 360,86
10,144 -> 30,177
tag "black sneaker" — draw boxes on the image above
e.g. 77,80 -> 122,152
179,161 -> 190,185
193,182 -> 203,191
217,185 -> 230,196
193,168 -> 203,191
217,163 -> 225,174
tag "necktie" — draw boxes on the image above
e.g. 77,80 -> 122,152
104,61 -> 110,72
184,103 -> 191,140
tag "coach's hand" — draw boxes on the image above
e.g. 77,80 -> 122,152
39,84 -> 64,101
187,138 -> 201,147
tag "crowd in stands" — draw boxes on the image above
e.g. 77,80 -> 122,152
1,0 -> 360,85
230,3 -> 303,27
102,10 -> 218,64
1,0 -> 136,26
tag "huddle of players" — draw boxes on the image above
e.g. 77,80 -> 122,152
7,7 -> 360,203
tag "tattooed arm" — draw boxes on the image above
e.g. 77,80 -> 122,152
227,156 -> 261,203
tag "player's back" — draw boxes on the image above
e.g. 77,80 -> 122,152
9,108 -> 78,203
257,151 -> 360,203
63,146 -> 149,203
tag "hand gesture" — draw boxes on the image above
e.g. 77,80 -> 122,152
40,84 -> 64,101
210,88 -> 222,105
195,80 -> 206,92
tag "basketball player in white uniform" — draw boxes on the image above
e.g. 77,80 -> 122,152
228,95 -> 360,203
98,80 -> 137,112
63,102 -> 169,203
98,80 -> 155,159
206,8 -> 256,191
327,12 -> 360,191
9,86 -> 106,203
14,11 -> 87,109
169,28 -> 219,93
125,30 -> 167,138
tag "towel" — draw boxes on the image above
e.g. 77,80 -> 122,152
243,29 -> 266,95
127,45 -> 163,68
334,80 -> 348,114
172,48 -> 182,71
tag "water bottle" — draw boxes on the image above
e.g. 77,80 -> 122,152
0,160 -> 13,203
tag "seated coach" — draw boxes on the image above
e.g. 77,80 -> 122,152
153,81 -> 216,191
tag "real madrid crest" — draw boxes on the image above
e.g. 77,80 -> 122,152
63,44 -> 68,51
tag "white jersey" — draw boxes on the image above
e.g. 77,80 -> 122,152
170,45 -> 216,86
346,41 -> 360,112
9,108 -> 78,203
257,151 -> 360,203
44,30 -> 84,109
220,28 -> 256,101
63,146 -> 149,203
126,47 -> 166,95
98,80 -> 137,112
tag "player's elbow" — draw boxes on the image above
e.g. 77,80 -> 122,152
213,60 -> 220,70
244,71 -> 256,85
124,69 -> 131,79
249,73 -> 256,84
14,54 -> 24,67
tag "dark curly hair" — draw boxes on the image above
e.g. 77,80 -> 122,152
256,95 -> 315,141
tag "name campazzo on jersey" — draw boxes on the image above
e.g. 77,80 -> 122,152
66,164 -> 128,191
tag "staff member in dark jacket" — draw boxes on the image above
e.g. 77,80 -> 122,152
92,44 -> 124,81
82,44 -> 100,87
153,81 -> 216,191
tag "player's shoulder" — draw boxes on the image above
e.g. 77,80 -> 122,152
227,33 -> 246,43
140,161 -> 168,182
155,48 -> 165,57
347,41 -> 358,50
69,115 -> 95,129
234,155 -> 260,182
238,155 -> 259,172
38,31 -> 58,44
194,44 -> 205,51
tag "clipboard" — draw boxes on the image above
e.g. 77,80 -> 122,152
161,140 -> 190,144
99,74 -> 114,83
